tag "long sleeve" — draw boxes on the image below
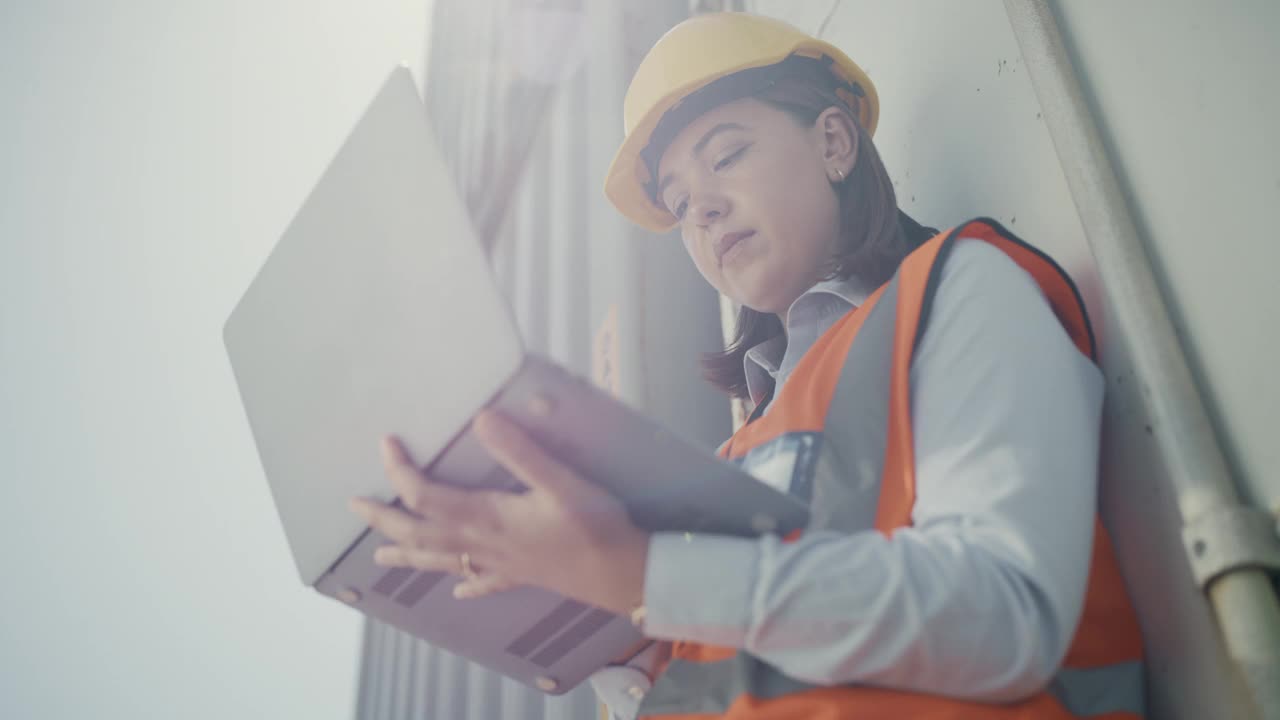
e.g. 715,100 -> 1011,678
639,239 -> 1104,702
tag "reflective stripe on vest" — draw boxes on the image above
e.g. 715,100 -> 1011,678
643,656 -> 1145,718
638,219 -> 1145,719
1051,662 -> 1146,717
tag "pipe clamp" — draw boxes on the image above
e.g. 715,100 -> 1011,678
1183,505 -> 1280,588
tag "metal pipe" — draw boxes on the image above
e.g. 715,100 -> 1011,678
1002,1 -> 1280,718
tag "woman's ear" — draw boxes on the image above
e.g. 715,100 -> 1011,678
816,106 -> 858,180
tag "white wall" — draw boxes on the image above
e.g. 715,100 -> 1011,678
1050,0 -> 1280,516
0,2 -> 431,718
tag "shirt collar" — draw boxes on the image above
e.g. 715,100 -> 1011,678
742,274 -> 872,406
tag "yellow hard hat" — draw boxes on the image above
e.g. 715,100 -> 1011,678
603,13 -> 879,233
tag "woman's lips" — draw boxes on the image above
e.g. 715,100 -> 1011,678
716,230 -> 755,266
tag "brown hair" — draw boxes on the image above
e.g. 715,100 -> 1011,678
700,78 -> 931,399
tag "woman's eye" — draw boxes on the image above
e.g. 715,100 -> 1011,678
713,146 -> 748,171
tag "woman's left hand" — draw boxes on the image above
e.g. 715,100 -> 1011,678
348,409 -> 650,615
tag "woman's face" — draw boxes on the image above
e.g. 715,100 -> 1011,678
655,97 -> 853,315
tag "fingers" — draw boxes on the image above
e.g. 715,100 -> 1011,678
349,497 -> 464,553
380,435 -> 475,520
452,572 -> 517,600
373,544 -> 511,599
472,411 -> 576,498
371,543 -> 461,573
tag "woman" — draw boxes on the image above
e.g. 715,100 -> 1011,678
350,12 -> 1144,719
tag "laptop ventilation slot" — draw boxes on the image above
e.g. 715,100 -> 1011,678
529,608 -> 616,668
393,571 -> 447,607
372,567 -> 415,597
505,599 -> 588,658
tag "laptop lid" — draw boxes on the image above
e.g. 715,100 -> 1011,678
223,67 -> 523,585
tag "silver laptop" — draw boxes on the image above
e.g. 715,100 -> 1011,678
222,66 -> 809,693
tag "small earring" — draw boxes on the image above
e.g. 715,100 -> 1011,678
833,167 -> 845,181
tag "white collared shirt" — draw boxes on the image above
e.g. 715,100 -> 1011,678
742,271 -> 873,409
592,239 -> 1103,717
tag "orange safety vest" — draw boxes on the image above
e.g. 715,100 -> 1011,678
638,218 -> 1145,719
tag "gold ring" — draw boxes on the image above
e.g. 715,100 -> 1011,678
459,552 -> 478,580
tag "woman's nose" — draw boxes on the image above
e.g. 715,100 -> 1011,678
688,192 -> 730,227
